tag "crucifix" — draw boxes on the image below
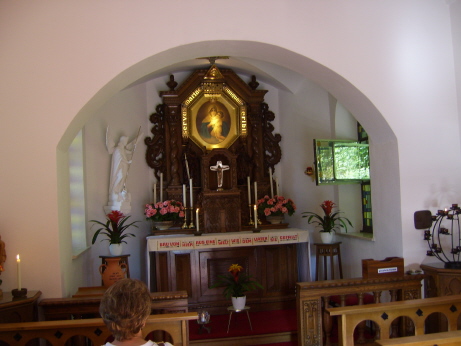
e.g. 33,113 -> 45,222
210,161 -> 229,191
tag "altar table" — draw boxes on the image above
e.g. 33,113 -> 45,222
146,228 -> 310,313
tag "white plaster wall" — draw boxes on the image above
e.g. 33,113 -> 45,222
0,1 -> 459,297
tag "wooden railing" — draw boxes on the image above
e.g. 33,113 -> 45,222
376,330 -> 461,346
327,295 -> 461,346
296,275 -> 424,346
0,312 -> 197,346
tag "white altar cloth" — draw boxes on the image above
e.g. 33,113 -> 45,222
145,228 -> 310,289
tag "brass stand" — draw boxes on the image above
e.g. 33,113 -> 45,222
248,204 -> 254,226
182,207 -> 189,229
189,207 -> 196,229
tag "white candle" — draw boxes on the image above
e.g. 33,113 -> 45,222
153,183 -> 157,204
247,176 -> 251,204
269,168 -> 274,198
189,178 -> 193,208
254,205 -> 258,229
275,177 -> 279,197
160,173 -> 163,202
196,208 -> 200,231
182,184 -> 187,207
185,154 -> 190,181
17,254 -> 21,290
254,181 -> 258,206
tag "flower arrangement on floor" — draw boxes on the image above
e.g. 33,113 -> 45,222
91,210 -> 139,245
257,195 -> 296,217
211,264 -> 263,299
144,200 -> 185,222
302,200 -> 352,233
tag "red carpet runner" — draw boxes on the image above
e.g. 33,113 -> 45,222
189,309 -> 297,344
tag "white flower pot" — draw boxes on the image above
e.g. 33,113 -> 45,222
231,296 -> 246,311
320,232 -> 335,244
109,243 -> 123,256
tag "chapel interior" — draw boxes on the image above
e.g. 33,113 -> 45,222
2,2 -> 461,345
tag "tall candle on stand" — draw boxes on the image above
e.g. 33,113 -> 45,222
275,177 -> 279,197
17,254 -> 21,290
160,173 -> 163,202
254,181 -> 258,206
153,183 -> 157,204
247,176 -> 251,204
196,208 -> 200,231
182,184 -> 187,207
254,205 -> 258,229
189,179 -> 193,208
269,168 -> 273,197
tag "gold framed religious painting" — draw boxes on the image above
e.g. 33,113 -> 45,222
183,86 -> 247,150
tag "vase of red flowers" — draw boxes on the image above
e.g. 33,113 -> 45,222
145,200 -> 185,231
302,200 -> 352,242
90,210 -> 139,255
257,195 -> 296,224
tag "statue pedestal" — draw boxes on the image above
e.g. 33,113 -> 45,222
104,193 -> 132,214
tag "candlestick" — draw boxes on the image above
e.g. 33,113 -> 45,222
160,173 -> 163,202
275,177 -> 279,196
196,208 -> 200,232
254,205 -> 258,229
189,178 -> 193,209
183,184 -> 187,207
153,183 -> 157,204
247,176 -> 251,204
254,181 -> 257,206
269,168 -> 274,198
17,254 -> 21,290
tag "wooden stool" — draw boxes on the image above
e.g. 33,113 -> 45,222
99,255 -> 130,285
315,242 -> 343,281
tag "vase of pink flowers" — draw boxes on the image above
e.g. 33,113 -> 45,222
257,195 -> 296,224
145,200 -> 185,231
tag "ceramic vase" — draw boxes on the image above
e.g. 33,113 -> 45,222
99,258 -> 127,288
109,243 -> 123,256
320,232 -> 335,244
152,220 -> 174,231
266,215 -> 284,224
231,296 -> 246,311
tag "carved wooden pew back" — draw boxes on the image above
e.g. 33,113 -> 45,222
0,312 -> 197,346
296,275 -> 424,346
327,295 -> 461,346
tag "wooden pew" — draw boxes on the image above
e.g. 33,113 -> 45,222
39,287 -> 188,320
0,312 -> 198,346
327,295 -> 461,346
376,330 -> 461,346
296,275 -> 424,346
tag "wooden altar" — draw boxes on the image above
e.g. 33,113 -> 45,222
145,64 -> 282,231
147,229 -> 309,313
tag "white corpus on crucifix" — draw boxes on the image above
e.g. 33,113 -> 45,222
210,161 -> 229,191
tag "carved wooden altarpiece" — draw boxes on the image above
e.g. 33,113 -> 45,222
145,65 -> 282,233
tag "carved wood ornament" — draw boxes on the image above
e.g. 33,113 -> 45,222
145,65 -> 282,233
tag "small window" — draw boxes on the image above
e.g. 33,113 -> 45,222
314,139 -> 370,185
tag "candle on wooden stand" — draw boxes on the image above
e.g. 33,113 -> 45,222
17,254 -> 21,290
247,176 -> 251,204
189,179 -> 193,209
196,208 -> 200,231
269,168 -> 274,198
182,184 -> 187,207
160,173 -> 163,202
153,183 -> 157,204
254,205 -> 258,229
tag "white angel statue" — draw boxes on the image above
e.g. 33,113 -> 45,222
104,126 -> 142,214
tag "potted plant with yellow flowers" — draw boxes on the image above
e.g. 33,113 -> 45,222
302,200 -> 352,243
211,264 -> 263,310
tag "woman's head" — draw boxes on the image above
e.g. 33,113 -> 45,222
99,278 -> 152,341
